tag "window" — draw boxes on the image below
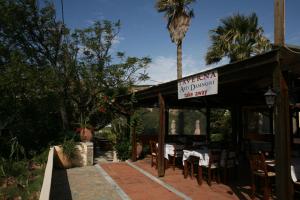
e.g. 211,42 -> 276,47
168,109 -> 207,135
244,108 -> 272,135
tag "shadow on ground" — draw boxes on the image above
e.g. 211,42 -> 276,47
50,169 -> 72,200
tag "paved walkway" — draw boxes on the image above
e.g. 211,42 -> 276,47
51,158 -> 261,200
51,166 -> 124,200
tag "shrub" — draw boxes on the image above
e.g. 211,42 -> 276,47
61,138 -> 76,159
210,133 -> 224,142
115,139 -> 131,161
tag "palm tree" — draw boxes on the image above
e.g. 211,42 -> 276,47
205,13 -> 271,65
156,0 -> 195,79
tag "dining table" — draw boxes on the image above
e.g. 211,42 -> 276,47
182,148 -> 209,180
182,148 -> 237,184
164,143 -> 184,159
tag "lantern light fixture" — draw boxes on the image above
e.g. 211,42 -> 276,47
264,87 -> 277,108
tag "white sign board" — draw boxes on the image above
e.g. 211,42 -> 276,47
178,70 -> 218,99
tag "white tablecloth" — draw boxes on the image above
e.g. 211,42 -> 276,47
182,148 -> 210,167
164,143 -> 184,160
183,149 -> 237,167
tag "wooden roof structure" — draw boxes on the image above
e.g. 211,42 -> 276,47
133,46 -> 300,108
128,46 -> 300,200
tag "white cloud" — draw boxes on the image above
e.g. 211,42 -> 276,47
146,56 -> 177,84
141,54 -> 229,85
141,55 -> 207,85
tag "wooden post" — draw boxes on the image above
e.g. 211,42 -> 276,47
206,107 -> 211,144
273,62 -> 292,200
274,0 -> 285,45
158,93 -> 165,177
231,105 -> 239,146
165,108 -> 169,138
131,124 -> 137,162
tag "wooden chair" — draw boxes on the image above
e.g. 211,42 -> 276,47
221,149 -> 238,183
184,156 -> 199,180
167,145 -> 183,170
249,153 -> 276,200
199,149 -> 221,186
291,165 -> 300,199
149,140 -> 158,168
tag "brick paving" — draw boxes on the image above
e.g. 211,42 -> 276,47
101,162 -> 182,200
132,157 -> 249,200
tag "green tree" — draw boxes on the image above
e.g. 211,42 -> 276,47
68,20 -> 150,129
205,13 -> 271,65
155,0 -> 195,79
0,0 -> 150,157
0,0 -> 66,154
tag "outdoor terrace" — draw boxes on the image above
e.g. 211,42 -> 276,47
49,155 -> 280,199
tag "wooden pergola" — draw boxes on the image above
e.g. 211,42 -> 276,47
128,46 -> 300,200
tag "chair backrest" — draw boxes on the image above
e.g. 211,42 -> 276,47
249,153 -> 268,175
209,149 -> 221,167
291,165 -> 298,183
222,149 -> 237,168
149,140 -> 158,155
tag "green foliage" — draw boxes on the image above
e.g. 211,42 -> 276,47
210,109 -> 232,142
111,117 -> 131,160
115,138 -> 131,161
210,133 -> 224,142
0,0 -> 150,159
61,138 -> 76,159
206,13 -> 271,64
155,0 -> 195,44
100,127 -> 117,145
31,148 -> 49,165
9,137 -> 26,161
0,158 -> 45,200
130,110 -> 144,136
140,108 -> 159,134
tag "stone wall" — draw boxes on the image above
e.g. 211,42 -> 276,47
72,142 -> 94,167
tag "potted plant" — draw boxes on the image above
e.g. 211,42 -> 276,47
76,114 -> 94,142
55,138 -> 76,169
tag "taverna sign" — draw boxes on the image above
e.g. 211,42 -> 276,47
178,70 -> 218,99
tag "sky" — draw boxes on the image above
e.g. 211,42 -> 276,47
50,0 -> 300,85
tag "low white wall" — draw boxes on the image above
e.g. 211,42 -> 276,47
39,143 -> 93,199
39,147 -> 54,200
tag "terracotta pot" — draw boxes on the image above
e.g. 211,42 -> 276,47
80,127 -> 93,142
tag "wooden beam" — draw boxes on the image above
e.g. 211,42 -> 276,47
158,93 -> 165,177
274,0 -> 285,45
273,62 -> 292,199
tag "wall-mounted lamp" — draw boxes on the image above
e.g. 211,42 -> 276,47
264,87 -> 277,108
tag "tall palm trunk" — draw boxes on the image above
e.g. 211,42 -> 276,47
177,41 -> 183,79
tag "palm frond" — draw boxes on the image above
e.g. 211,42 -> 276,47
206,12 -> 271,65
